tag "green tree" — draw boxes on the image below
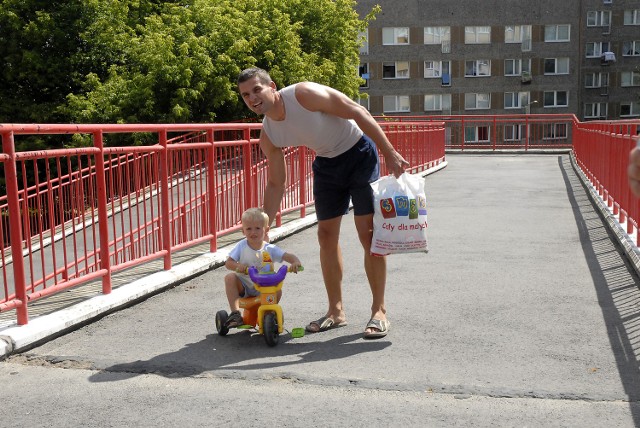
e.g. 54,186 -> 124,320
0,0 -> 90,123
1,0 -> 378,127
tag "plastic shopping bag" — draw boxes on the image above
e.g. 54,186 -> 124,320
370,173 -> 428,256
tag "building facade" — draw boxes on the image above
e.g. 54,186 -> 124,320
354,0 -> 640,120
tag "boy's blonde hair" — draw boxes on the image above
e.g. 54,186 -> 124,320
241,207 -> 269,227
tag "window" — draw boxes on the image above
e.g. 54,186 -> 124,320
584,103 -> 608,118
465,26 -> 491,44
505,25 -> 532,51
424,26 -> 450,44
424,94 -> 452,111
504,92 -> 530,109
424,60 -> 451,78
382,27 -> 409,45
464,126 -> 490,143
504,59 -> 531,76
543,123 -> 568,140
544,58 -> 569,74
504,125 -> 525,142
586,42 -> 610,57
359,31 -> 369,55
622,71 -> 640,87
383,61 -> 410,79
357,96 -> 370,111
624,10 -> 640,25
504,25 -> 531,43
587,11 -> 611,26
465,60 -> 491,77
383,95 -> 410,113
623,41 -> 640,56
544,24 -> 570,42
543,91 -> 569,107
465,93 -> 491,110
584,72 -> 609,88
621,102 -> 640,117
359,63 -> 369,88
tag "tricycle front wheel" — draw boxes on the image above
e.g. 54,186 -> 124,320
263,312 -> 279,347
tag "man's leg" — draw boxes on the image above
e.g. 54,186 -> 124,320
354,213 -> 387,333
308,216 -> 347,330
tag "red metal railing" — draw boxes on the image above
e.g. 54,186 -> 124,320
378,114 -> 575,151
572,120 -> 640,245
0,121 -> 445,325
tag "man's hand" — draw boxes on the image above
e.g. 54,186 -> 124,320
384,150 -> 410,178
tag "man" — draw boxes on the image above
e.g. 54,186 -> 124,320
237,67 -> 408,339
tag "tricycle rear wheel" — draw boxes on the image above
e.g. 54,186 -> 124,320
215,310 -> 229,336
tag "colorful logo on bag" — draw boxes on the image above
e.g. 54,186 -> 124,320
380,198 -> 397,219
394,196 -> 409,216
379,194 -> 427,219
409,199 -> 418,219
417,196 -> 427,215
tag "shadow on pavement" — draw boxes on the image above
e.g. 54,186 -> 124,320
88,332 -> 390,383
561,156 -> 640,422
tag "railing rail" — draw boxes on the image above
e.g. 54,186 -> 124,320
0,121 -> 445,325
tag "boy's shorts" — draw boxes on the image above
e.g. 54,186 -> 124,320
237,275 -> 260,297
312,134 -> 380,221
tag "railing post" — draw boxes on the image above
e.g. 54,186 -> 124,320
242,128 -> 254,209
525,116 -> 530,151
93,131 -> 112,294
299,146 -> 307,218
460,117 -> 465,151
2,131 -> 28,324
207,129 -> 217,253
492,116 -> 497,151
159,130 -> 172,270
180,206 -> 187,242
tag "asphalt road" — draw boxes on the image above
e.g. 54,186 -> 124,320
2,154 -> 640,427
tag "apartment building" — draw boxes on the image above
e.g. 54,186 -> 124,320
354,0 -> 640,120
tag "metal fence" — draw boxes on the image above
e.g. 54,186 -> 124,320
378,114 -> 576,151
572,120 -> 640,246
0,121 -> 445,325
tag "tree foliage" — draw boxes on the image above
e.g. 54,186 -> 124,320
0,0 -> 378,129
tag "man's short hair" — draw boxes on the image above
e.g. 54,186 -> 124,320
237,67 -> 272,86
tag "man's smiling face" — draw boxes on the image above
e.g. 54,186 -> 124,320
238,76 -> 276,116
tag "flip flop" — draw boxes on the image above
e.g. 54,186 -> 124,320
305,316 -> 348,333
363,318 -> 390,339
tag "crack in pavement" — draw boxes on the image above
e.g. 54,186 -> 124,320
7,353 -> 634,404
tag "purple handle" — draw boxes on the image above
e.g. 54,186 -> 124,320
248,265 -> 288,286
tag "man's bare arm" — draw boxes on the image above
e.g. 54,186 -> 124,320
295,82 -> 409,177
259,131 -> 287,226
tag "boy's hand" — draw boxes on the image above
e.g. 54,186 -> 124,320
235,264 -> 248,274
288,261 -> 302,273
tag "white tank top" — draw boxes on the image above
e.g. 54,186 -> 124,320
262,83 -> 363,158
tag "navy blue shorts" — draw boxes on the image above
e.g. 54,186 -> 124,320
312,135 -> 380,221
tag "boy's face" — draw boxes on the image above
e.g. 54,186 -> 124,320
242,218 -> 267,249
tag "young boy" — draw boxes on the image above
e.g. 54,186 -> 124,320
223,208 -> 302,328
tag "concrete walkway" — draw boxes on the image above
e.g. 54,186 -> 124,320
2,153 -> 640,426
